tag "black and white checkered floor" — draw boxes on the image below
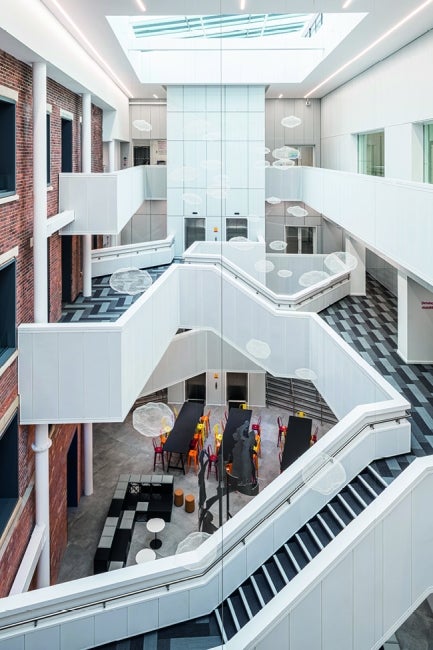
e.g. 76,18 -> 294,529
60,265 -> 169,323
321,274 -> 433,480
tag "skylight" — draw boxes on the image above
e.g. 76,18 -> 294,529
132,14 -> 313,40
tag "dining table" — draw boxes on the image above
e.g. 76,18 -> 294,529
221,407 -> 253,462
280,415 -> 312,472
162,401 -> 204,473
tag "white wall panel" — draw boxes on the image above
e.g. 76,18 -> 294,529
322,554 -> 353,650
127,596 -> 159,636
255,615 -> 290,650
25,626 -> 60,650
411,474 -> 433,598
353,530 -> 376,650
94,607 -> 128,647
382,494 -> 412,631
290,584 -> 321,650
302,166 -> 433,292
60,617 -> 94,650
158,590 -> 190,628
59,167 -> 147,235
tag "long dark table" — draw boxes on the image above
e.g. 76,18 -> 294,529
280,415 -> 312,472
163,401 -> 204,473
221,407 -> 252,462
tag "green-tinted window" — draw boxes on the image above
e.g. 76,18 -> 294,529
423,123 -> 433,183
358,131 -> 384,177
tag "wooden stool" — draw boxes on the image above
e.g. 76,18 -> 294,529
174,489 -> 184,507
185,494 -> 195,513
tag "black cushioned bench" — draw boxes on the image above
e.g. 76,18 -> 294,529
93,473 -> 174,574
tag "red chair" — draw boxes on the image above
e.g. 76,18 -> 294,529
277,416 -> 287,448
153,438 -> 165,471
207,445 -> 219,480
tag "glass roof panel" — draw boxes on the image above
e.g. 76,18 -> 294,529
132,14 -> 312,40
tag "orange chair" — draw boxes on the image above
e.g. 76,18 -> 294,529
200,410 -> 211,437
207,445 -> 219,479
187,447 -> 199,472
153,438 -> 165,471
254,433 -> 261,458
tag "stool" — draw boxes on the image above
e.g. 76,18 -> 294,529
174,488 -> 184,507
185,494 -> 195,513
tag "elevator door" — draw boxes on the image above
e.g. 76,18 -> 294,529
185,218 -> 205,250
285,227 -> 316,254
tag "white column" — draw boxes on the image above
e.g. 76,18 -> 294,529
33,61 -> 51,588
83,423 -> 93,496
398,271 -> 433,363
33,62 -> 48,323
82,95 -> 94,493
32,429 -> 52,588
344,235 -> 366,296
107,140 -> 119,247
82,93 -> 92,297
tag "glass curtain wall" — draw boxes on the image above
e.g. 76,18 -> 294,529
358,131 -> 384,176
423,123 -> 433,183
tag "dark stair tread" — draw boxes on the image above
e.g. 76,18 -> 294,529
240,580 -> 262,616
338,489 -> 364,515
328,499 -> 354,525
263,559 -> 286,593
275,548 -> 298,581
286,539 -> 309,569
297,528 -> 321,557
252,570 -> 274,604
228,592 -> 250,629
318,508 -> 343,535
219,601 -> 237,640
308,517 -> 333,546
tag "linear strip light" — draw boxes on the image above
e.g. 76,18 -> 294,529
305,0 -> 433,97
342,0 -> 353,8
47,0 -> 133,98
136,0 -> 146,10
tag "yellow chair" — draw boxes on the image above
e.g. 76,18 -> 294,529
296,411 -> 305,418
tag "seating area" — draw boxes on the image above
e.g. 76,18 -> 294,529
93,474 -> 174,573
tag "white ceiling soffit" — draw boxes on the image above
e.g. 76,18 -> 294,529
31,0 -> 433,99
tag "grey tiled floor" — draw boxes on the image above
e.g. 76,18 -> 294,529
321,274 -> 433,479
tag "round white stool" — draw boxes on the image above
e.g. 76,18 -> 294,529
135,548 -> 156,564
146,517 -> 165,550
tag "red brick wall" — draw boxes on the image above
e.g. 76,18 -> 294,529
0,48 -> 103,590
0,495 -> 35,597
49,424 -> 82,584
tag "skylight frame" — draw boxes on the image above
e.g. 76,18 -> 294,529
132,13 -> 313,40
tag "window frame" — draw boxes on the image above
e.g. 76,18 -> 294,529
357,130 -> 385,177
0,96 -> 16,197
0,258 -> 17,368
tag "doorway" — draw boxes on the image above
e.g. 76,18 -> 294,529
61,236 -> 73,303
186,373 -> 206,402
285,226 -> 317,254
67,429 -> 79,507
226,372 -> 248,409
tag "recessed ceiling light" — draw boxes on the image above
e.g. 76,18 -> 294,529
136,0 -> 146,11
240,0 -> 246,10
278,94 -> 283,98
342,0 -> 353,8
305,0 -> 433,98
153,94 -> 158,99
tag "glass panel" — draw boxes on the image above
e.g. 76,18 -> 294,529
424,123 -> 433,184
358,131 -> 384,177
286,226 -> 299,254
300,227 -> 314,254
226,218 -> 248,241
185,217 -> 205,249
133,146 -> 150,166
